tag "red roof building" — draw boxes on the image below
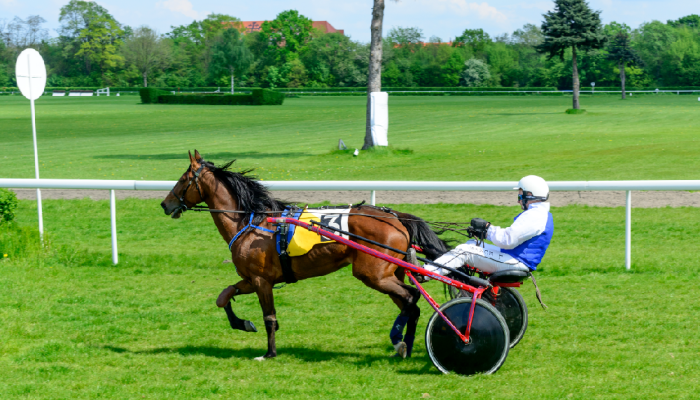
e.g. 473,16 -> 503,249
227,21 -> 344,35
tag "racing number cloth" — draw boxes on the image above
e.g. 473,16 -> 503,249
287,207 -> 351,256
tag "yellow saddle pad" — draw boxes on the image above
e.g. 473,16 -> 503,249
287,207 -> 351,257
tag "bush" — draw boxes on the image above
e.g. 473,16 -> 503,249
0,188 -> 18,223
252,89 -> 285,105
139,88 -> 170,104
565,108 -> 587,114
158,94 -> 253,105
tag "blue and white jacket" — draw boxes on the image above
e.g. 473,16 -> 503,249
486,202 -> 553,270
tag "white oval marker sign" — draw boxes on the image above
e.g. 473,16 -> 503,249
16,48 -> 47,101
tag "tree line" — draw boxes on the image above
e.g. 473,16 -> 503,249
0,0 -> 698,90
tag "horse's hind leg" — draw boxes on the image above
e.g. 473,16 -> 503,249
216,280 -> 257,333
389,286 -> 421,358
402,290 -> 421,358
352,254 -> 421,358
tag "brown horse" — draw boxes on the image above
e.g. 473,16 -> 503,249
161,151 -> 449,360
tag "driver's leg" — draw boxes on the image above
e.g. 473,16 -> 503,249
423,240 -> 529,276
465,243 -> 530,274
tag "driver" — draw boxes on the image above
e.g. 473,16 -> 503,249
422,175 -> 553,277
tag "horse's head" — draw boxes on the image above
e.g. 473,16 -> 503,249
161,150 -> 208,219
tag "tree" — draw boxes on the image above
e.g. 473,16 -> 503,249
512,24 -> 544,48
210,27 -> 253,93
260,10 -> 313,62
59,0 -> 116,39
75,16 -> 124,76
538,0 -> 606,110
461,58 -> 491,87
441,51 -> 465,86
668,15 -> 700,29
606,32 -> 643,99
59,1 -> 123,76
387,26 -> 424,45
302,33 -> 368,87
454,28 -> 491,53
0,15 -> 48,49
122,26 -> 171,87
363,0 -> 390,150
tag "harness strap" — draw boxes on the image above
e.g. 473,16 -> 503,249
279,253 -> 297,284
275,207 -> 299,284
228,213 -> 275,250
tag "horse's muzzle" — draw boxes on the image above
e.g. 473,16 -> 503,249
161,201 -> 183,218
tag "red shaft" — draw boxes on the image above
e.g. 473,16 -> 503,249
267,217 -> 476,342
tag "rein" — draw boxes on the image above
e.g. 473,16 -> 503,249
189,206 -> 473,238
173,167 -> 471,242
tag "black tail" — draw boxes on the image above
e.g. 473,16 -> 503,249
396,212 -> 449,261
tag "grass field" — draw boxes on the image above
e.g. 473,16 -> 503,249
2,95 -> 700,398
1,198 -> 699,399
1,95 -> 699,181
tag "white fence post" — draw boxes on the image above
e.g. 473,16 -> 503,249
625,191 -> 631,270
370,190 -> 376,206
110,189 -> 118,264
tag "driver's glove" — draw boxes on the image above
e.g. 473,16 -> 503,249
470,218 -> 491,240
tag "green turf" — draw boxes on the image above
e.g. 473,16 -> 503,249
1,199 -> 699,398
1,95 -> 699,181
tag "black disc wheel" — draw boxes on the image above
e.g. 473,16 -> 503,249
448,285 -> 528,349
483,287 -> 528,348
425,298 -> 509,375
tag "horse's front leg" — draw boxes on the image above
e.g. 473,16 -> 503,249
252,277 -> 278,360
216,280 -> 257,332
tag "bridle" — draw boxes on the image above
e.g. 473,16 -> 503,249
170,163 -> 206,214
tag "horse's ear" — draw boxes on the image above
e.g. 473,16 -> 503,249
188,150 -> 197,167
194,149 -> 202,161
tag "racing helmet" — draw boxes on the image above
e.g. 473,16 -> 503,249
514,175 -> 549,208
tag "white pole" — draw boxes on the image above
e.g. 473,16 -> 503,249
625,190 -> 631,270
30,95 -> 43,240
110,189 -> 118,264
370,190 -> 376,206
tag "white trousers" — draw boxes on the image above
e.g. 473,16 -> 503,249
425,240 -> 530,275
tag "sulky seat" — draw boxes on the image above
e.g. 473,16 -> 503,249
487,269 -> 530,284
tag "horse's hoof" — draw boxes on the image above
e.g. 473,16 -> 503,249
244,320 -> 257,333
391,342 -> 407,359
254,356 -> 265,362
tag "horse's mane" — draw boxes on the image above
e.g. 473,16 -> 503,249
202,159 -> 289,223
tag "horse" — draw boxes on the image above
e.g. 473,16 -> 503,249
161,150 -> 449,360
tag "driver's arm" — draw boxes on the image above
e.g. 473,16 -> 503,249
486,210 -> 547,249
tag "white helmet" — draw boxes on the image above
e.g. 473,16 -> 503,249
514,175 -> 549,199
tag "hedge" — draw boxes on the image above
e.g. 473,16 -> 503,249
154,89 -> 284,105
158,94 -> 253,105
4,85 -> 699,94
276,86 -> 559,92
139,88 -> 171,104
251,89 -> 284,105
587,86 -> 700,91
0,86 -> 261,94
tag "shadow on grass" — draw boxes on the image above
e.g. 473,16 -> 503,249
101,344 -> 439,373
93,151 -> 312,161
487,113 -> 560,116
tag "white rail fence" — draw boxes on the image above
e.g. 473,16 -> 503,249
3,179 -> 700,268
